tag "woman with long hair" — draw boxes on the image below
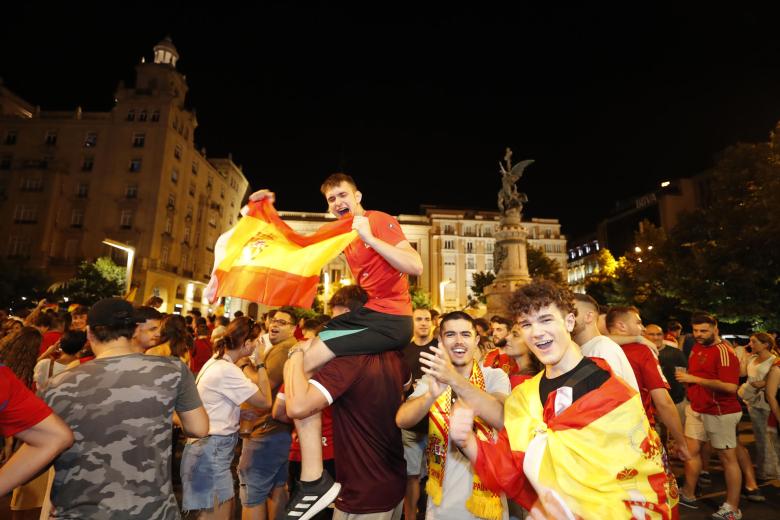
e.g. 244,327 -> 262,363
180,316 -> 271,519
0,326 -> 46,519
740,332 -> 780,481
146,314 -> 193,365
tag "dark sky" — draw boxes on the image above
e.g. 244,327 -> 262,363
4,3 -> 780,238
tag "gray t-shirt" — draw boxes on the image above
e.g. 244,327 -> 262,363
43,353 -> 202,520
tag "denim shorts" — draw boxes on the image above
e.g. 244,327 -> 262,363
181,433 -> 239,512
238,431 -> 292,506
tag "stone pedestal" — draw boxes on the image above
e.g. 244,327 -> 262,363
485,208 -> 531,318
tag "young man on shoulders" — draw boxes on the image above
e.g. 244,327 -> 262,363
448,281 -> 673,519
252,174 -> 422,518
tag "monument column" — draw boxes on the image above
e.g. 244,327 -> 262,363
485,149 -> 533,318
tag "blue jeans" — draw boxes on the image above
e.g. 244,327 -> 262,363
181,433 -> 239,512
238,431 -> 292,506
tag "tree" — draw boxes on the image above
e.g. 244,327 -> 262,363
51,257 -> 126,305
470,271 -> 496,304
0,260 -> 50,310
410,285 -> 433,309
527,245 -> 565,284
663,142 -> 780,328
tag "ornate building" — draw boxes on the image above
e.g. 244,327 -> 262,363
0,38 -> 248,313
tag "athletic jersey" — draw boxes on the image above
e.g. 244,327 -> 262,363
343,211 -> 412,316
687,342 -> 741,415
620,342 -> 670,426
0,365 -> 52,437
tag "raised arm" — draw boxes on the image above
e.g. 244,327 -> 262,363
352,215 -> 423,276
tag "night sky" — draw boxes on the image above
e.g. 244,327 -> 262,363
4,3 -> 780,239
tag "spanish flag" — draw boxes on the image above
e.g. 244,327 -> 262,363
206,200 -> 357,308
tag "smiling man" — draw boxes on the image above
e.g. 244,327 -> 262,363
251,173 -> 423,519
447,281 -> 673,519
396,311 -> 510,520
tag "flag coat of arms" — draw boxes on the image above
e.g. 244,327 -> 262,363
206,200 -> 357,308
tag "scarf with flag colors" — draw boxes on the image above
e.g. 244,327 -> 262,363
206,200 -> 357,308
474,358 -> 674,520
426,360 -> 503,520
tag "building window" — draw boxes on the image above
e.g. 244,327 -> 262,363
220,187 -> 225,199
191,162 -> 199,175
167,194 -> 176,208
174,144 -> 182,160
181,250 -> 189,270
64,239 -> 78,260
20,177 -> 43,192
189,183 -> 196,197
129,158 -> 142,172
444,224 -> 454,235
127,110 -> 135,121
165,216 -> 173,234
13,204 -> 37,223
138,110 -> 147,122
161,245 -> 170,265
466,241 -> 474,253
125,184 -> 138,198
83,132 -> 98,148
132,133 -> 145,148
71,209 -> 84,228
486,257 -> 494,272
7,236 -> 30,257
183,226 -> 191,243
44,131 -> 57,146
444,240 -> 454,250
171,168 -> 179,183
76,183 -> 89,198
0,155 -> 10,170
207,176 -> 213,189
466,256 -> 475,270
120,210 -> 133,229
4,130 -> 17,145
151,110 -> 160,122
81,156 -> 94,171
486,241 -> 494,254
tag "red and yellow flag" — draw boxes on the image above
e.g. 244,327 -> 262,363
206,200 -> 357,308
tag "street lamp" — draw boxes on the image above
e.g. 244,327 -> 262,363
102,239 -> 136,294
439,279 -> 454,311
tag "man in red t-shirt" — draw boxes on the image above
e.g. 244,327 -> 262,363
0,365 -> 73,495
675,312 -> 743,519
605,306 -> 688,460
251,174 -> 423,519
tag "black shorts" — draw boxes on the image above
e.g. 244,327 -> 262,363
319,306 -> 413,357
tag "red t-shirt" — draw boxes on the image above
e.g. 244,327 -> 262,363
344,211 -> 412,316
190,338 -> 213,374
620,343 -> 670,426
312,351 -> 410,514
278,383 -> 335,461
687,342 -> 741,415
38,331 -> 63,356
0,366 -> 52,437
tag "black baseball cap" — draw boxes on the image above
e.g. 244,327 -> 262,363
87,298 -> 142,328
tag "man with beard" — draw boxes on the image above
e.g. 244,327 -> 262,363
483,316 -> 517,376
396,311 -> 510,520
400,307 -> 437,520
676,312 -> 743,520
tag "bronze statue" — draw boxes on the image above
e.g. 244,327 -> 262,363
497,148 -> 532,215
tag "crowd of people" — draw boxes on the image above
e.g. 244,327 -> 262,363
1,173 -> 779,520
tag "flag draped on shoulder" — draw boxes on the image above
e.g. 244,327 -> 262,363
206,200 -> 357,308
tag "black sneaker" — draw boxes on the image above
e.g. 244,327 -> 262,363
285,471 -> 341,520
741,486 -> 766,502
678,493 -> 699,509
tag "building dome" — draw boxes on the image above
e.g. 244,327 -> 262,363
153,36 -> 179,67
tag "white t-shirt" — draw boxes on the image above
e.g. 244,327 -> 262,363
195,356 -> 258,435
421,366 -> 511,520
33,358 -> 70,393
579,335 -> 640,392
